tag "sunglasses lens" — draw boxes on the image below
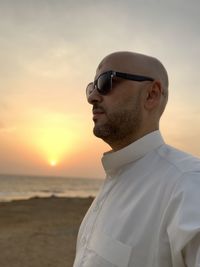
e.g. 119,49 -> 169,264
86,83 -> 93,97
97,72 -> 111,95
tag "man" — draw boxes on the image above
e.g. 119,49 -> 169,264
73,51 -> 200,267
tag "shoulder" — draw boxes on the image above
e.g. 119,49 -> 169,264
156,144 -> 200,174
162,146 -> 200,220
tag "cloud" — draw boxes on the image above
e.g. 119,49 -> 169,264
0,121 -> 5,129
0,125 -> 16,133
0,122 -> 15,133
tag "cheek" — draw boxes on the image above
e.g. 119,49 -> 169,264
104,88 -> 143,116
113,86 -> 139,105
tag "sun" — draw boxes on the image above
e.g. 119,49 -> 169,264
50,160 -> 57,167
29,113 -> 81,168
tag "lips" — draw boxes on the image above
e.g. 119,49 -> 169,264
93,109 -> 104,114
92,107 -> 105,121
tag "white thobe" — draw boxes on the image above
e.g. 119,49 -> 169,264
73,131 -> 200,267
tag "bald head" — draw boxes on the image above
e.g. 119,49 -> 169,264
97,51 -> 169,97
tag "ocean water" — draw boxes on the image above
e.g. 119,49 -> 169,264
0,174 -> 103,202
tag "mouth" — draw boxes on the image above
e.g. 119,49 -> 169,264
92,108 -> 105,121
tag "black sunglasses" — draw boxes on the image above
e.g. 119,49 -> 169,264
86,70 -> 154,96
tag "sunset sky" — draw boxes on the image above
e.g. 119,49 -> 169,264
0,0 -> 200,179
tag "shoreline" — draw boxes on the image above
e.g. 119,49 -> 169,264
0,196 -> 94,267
0,194 -> 95,203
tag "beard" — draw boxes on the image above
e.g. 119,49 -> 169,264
93,97 -> 142,146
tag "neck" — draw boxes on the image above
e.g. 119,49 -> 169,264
107,127 -> 159,151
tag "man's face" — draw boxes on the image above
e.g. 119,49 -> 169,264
87,59 -> 145,147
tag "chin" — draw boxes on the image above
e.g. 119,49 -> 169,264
93,123 -> 111,139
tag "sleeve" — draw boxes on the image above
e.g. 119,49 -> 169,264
166,172 -> 200,267
182,233 -> 200,267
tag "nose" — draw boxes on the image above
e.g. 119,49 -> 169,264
87,87 -> 103,105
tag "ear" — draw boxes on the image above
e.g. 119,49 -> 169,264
144,81 -> 162,110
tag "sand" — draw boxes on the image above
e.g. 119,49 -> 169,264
0,196 -> 93,267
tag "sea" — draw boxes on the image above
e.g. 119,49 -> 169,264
0,174 -> 103,202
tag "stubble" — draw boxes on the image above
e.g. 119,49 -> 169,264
93,94 -> 142,146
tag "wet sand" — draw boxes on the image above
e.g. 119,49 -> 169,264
0,196 -> 93,267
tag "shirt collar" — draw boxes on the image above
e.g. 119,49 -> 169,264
102,130 -> 165,176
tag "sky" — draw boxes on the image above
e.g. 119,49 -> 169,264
0,0 -> 200,179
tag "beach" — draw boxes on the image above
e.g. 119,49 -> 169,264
0,196 -> 93,267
